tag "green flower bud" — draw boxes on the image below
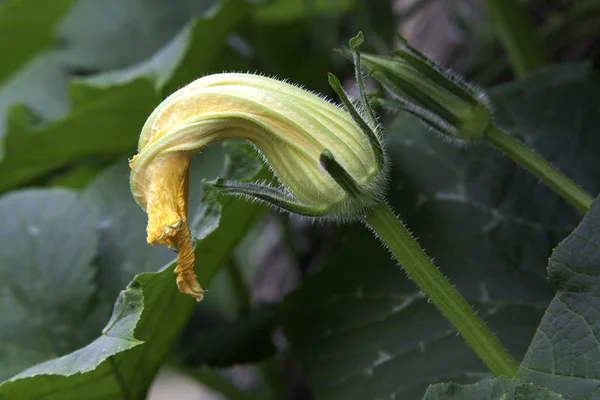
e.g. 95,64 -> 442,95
339,33 -> 493,142
129,73 -> 387,299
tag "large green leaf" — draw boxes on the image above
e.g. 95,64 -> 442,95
283,249 -> 546,399
0,189 -> 103,381
161,0 -> 260,95
57,0 -> 216,70
86,0 -> 260,96
0,0 -> 73,83
0,0 -> 72,136
423,377 -> 562,400
0,262 -> 180,400
0,144 -> 267,399
0,52 -> 69,132
0,78 -> 159,192
48,164 -> 104,190
282,64 -> 600,399
516,195 -> 600,398
0,0 -> 260,193
490,63 -> 600,197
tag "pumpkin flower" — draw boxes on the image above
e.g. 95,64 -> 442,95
129,73 -> 387,300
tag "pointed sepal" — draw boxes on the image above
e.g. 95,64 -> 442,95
203,178 -> 330,217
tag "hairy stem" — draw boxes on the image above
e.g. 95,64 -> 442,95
364,203 -> 519,377
484,126 -> 593,213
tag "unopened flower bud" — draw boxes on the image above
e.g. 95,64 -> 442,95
129,73 -> 387,299
339,34 -> 493,142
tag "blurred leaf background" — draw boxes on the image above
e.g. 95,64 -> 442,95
1,0 -> 600,399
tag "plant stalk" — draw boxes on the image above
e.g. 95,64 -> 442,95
487,0 -> 546,78
226,259 -> 285,400
364,203 -> 519,377
484,126 -> 593,213
227,258 -> 251,311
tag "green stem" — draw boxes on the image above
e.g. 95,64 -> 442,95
226,258 -> 285,400
487,0 -> 546,78
484,126 -> 593,213
277,214 -> 301,269
226,258 -> 251,311
354,0 -> 389,55
474,0 -> 600,85
364,203 -> 519,377
260,357 -> 285,400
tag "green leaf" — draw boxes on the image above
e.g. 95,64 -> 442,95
162,0 -> 259,95
0,264 -> 170,399
283,252 -> 546,399
0,78 -> 159,192
0,189 -> 103,381
48,164 -> 103,189
0,0 -> 73,83
423,376 -> 563,399
86,0 -> 259,95
282,64 -> 600,399
515,195 -> 600,398
0,1 -> 72,136
0,0 -> 260,193
0,144 -> 267,398
0,52 -> 69,132
489,63 -> 600,196
57,0 -> 216,70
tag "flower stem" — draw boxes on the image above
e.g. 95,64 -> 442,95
226,258 -> 251,311
226,258 -> 284,400
484,126 -> 593,213
487,0 -> 546,78
363,203 -> 519,377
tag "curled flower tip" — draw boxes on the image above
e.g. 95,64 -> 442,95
172,220 -> 204,301
130,73 -> 388,299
